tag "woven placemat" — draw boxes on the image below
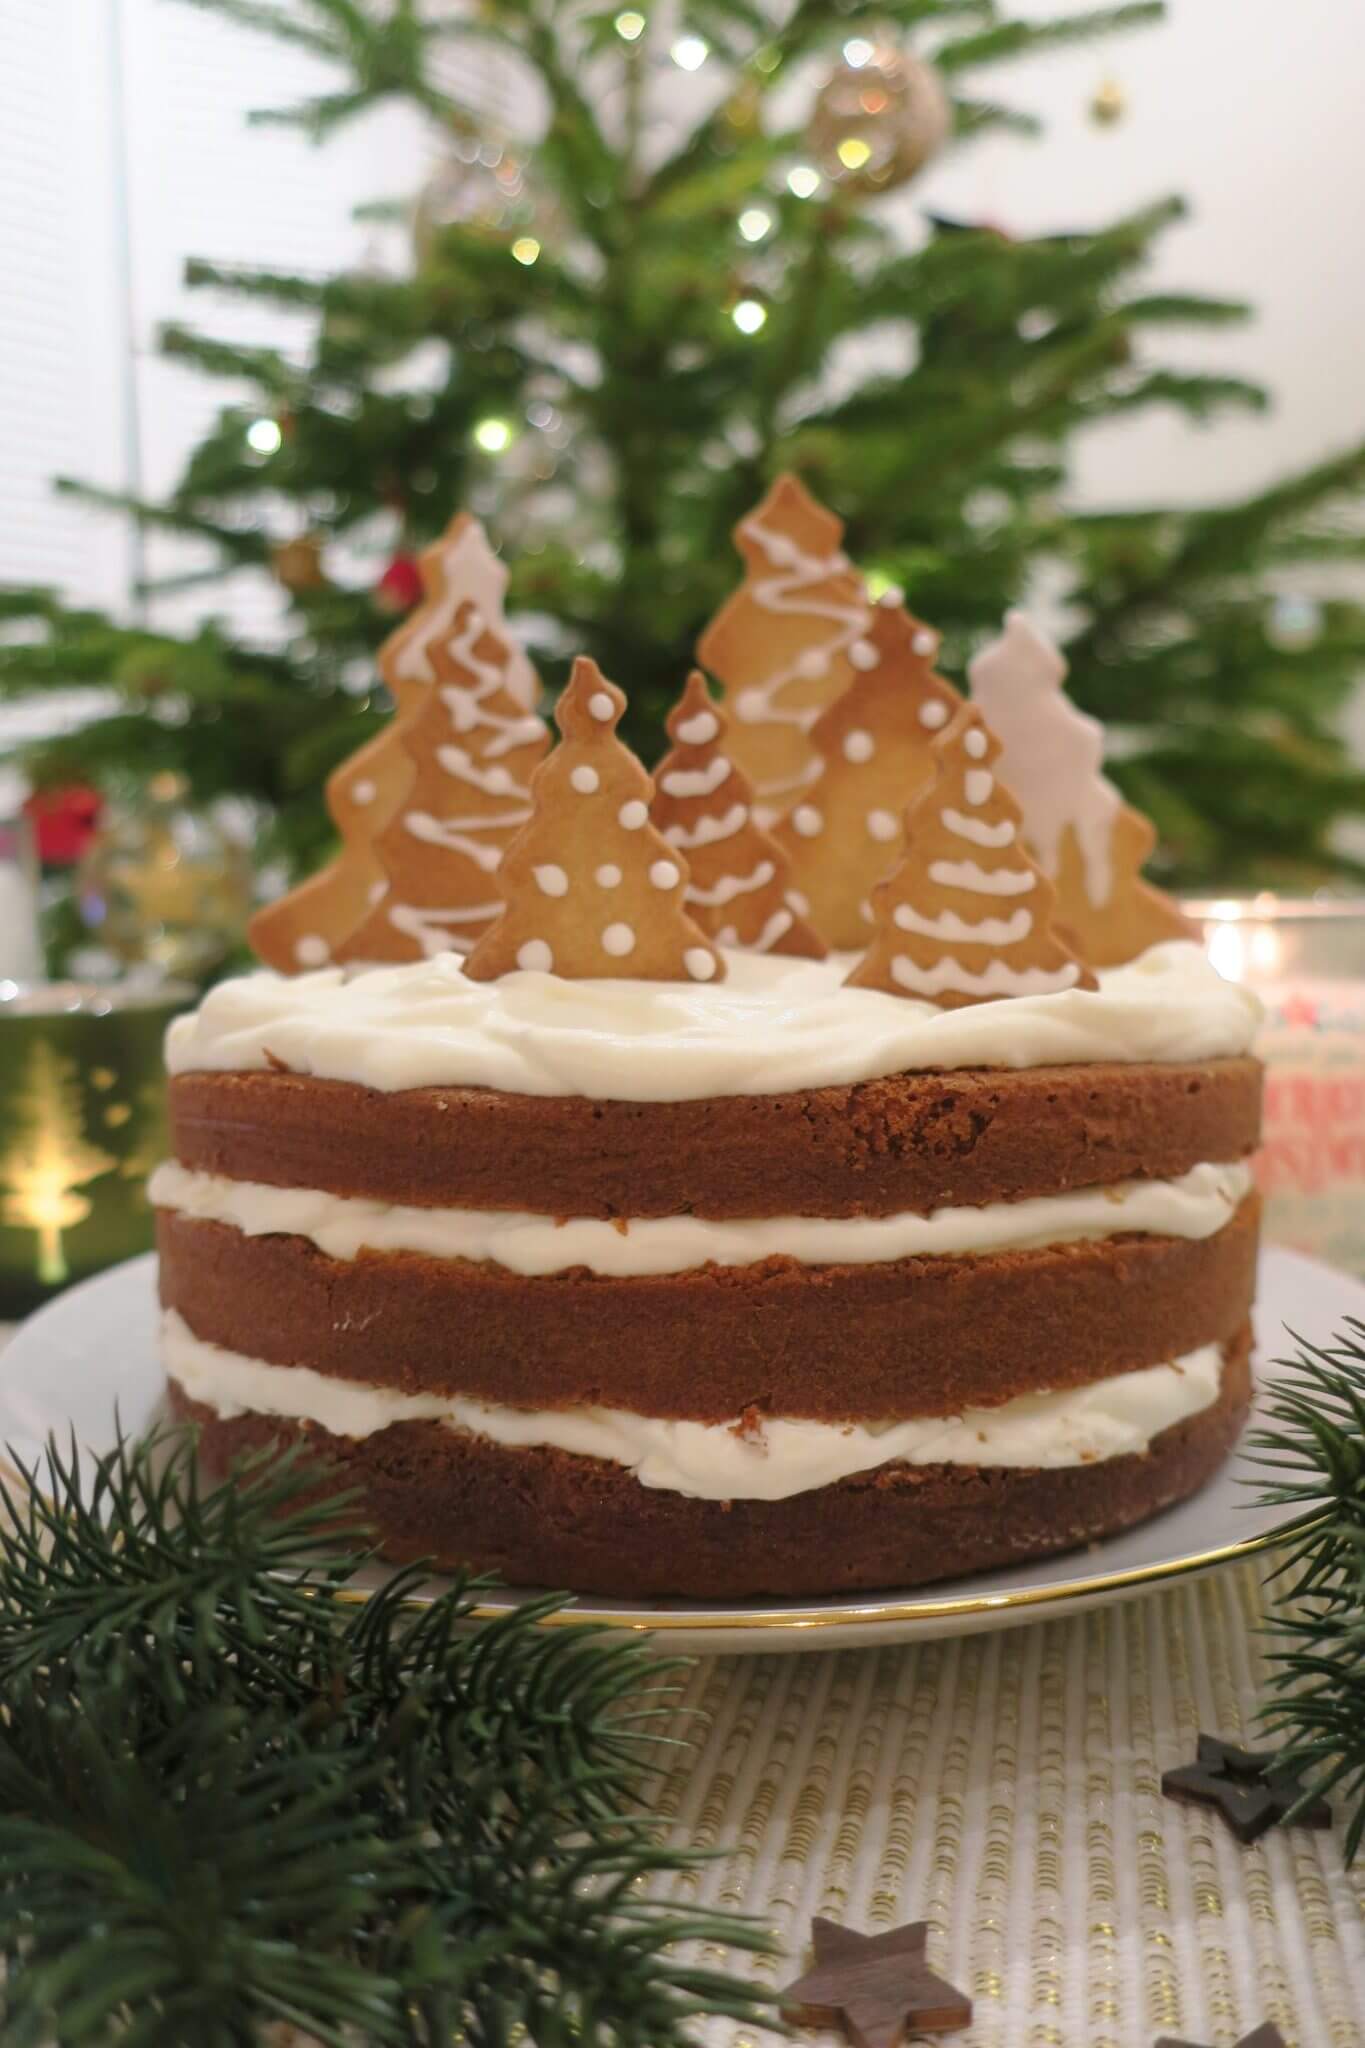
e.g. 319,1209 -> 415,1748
657,1561 -> 1365,2047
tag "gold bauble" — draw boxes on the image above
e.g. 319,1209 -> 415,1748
75,774 -> 252,979
270,533 -> 329,593
806,45 -> 950,195
1089,76 -> 1127,125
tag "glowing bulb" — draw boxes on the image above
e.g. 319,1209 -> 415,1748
731,298 -> 767,335
671,34 -> 708,70
246,417 -> 282,455
614,9 -> 645,38
843,37 -> 875,67
786,164 -> 821,199
473,418 -> 513,454
737,207 -> 772,243
511,236 -> 541,265
836,136 -> 873,172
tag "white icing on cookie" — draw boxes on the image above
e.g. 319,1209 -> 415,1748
791,805 -> 823,838
516,939 -> 553,972
847,639 -> 879,672
893,902 -> 1034,946
663,802 -> 748,850
533,864 -> 569,897
889,953 -> 1080,1000
942,807 -> 1015,850
677,709 -> 720,745
588,691 -> 616,721
595,864 -> 622,888
618,800 -> 649,830
964,768 -> 994,807
659,758 -> 731,800
969,610 -> 1121,909
649,861 -> 681,890
919,701 -> 950,730
294,935 -> 330,968
684,947 -> 718,981
350,780 -> 377,805
843,729 -> 875,763
571,765 -> 600,794
866,810 -> 899,843
601,922 -> 636,957
928,857 -> 1036,897
686,861 -> 776,909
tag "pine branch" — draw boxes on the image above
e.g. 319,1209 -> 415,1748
1249,1325 -> 1365,1862
935,1 -> 1164,72
0,1431 -> 777,2044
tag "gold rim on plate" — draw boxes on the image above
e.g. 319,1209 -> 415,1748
457,1508 -> 1322,1634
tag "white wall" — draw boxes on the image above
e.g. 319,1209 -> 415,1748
915,0 -> 1365,507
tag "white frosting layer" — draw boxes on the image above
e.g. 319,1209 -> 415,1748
150,1160 -> 1253,1279
161,1310 -> 1224,1502
165,941 -> 1260,1103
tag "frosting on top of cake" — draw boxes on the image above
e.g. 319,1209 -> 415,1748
166,939 -> 1260,1102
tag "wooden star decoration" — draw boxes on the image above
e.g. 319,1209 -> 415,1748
1161,1733 -> 1332,1845
782,1917 -> 972,2047
1155,2026 -> 1287,2048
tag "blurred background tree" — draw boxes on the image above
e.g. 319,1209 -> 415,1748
3,0 -> 1364,924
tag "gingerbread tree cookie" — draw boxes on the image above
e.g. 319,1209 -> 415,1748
969,611 -> 1195,967
771,600 -> 964,950
846,708 -> 1097,1009
465,658 -> 724,986
651,672 -> 826,959
697,473 -> 870,818
249,509 -> 539,974
380,509 -> 539,709
338,604 -> 549,962
248,723 -> 417,973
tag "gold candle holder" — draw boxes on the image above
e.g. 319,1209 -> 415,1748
0,980 -> 194,1319
1188,895 -> 1365,1275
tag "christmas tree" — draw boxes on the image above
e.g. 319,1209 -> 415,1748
4,0 -> 1365,903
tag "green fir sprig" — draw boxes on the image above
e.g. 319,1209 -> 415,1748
1251,1321 -> 1365,1861
0,1431 -> 777,2045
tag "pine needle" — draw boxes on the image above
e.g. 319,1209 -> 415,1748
1249,1321 -> 1365,1861
0,1431 -> 778,2044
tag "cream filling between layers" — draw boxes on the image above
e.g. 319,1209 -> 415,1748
164,941 -> 1261,1102
150,1160 -> 1253,1278
161,1309 -> 1225,1503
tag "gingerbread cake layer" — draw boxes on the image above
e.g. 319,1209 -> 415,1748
167,1057 -> 1261,1221
156,1193 -> 1258,1422
168,1326 -> 1251,1600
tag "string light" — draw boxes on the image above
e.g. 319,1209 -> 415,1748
737,207 -> 772,243
786,164 -> 821,199
246,418 -> 282,455
731,298 -> 767,335
843,37 -> 875,67
671,34 -> 708,70
472,418 -> 514,454
511,236 -> 541,265
836,136 -> 873,172
614,9 -> 645,38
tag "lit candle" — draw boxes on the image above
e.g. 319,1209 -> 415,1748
1190,895 -> 1365,1275
0,981 -> 194,1318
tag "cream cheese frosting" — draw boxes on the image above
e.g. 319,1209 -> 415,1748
150,1159 -> 1253,1278
165,940 -> 1260,1103
161,1309 -> 1224,1501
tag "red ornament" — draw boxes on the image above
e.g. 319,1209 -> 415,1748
23,784 -> 103,867
375,552 -> 424,614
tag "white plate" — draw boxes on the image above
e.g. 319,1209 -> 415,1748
0,1246 -> 1348,1655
